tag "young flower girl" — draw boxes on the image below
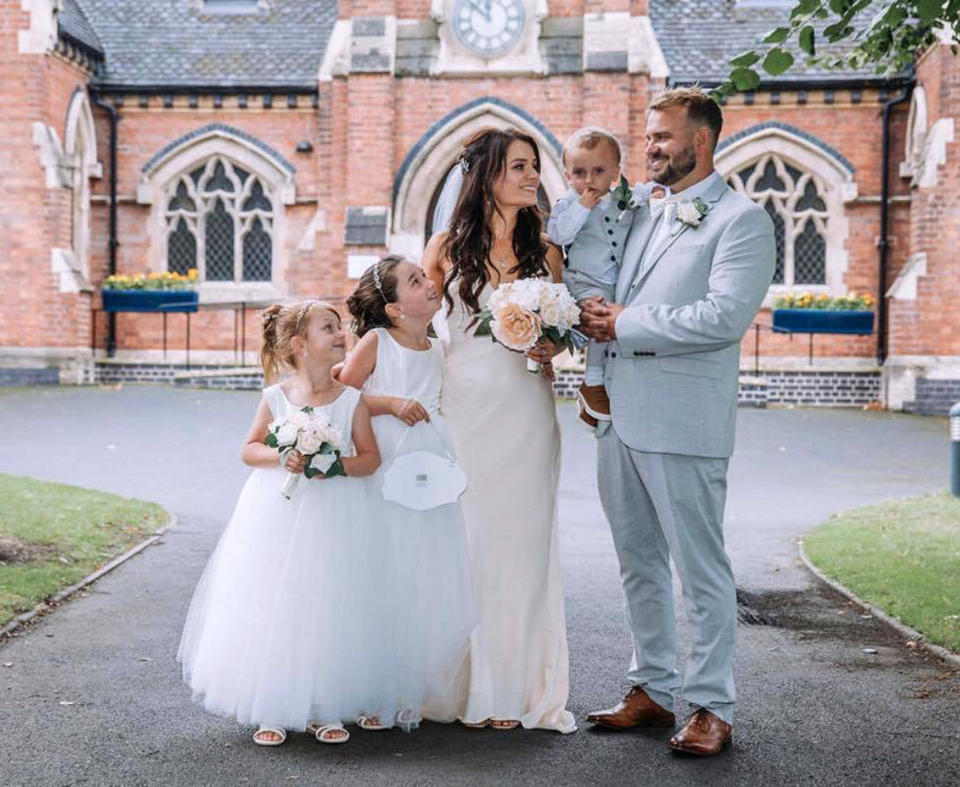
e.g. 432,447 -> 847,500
339,255 -> 476,728
178,300 -> 383,746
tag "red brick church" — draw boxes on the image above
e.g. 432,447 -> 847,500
3,0 -> 958,413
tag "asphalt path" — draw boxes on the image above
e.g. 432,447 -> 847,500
0,385 -> 957,786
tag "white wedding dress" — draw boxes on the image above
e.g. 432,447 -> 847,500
438,281 -> 576,733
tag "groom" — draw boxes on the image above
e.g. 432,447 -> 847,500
579,87 -> 775,756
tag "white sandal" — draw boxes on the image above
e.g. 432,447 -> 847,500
312,723 -> 350,744
252,726 -> 286,746
356,715 -> 391,731
395,709 -> 421,730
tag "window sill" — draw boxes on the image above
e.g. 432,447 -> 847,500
198,282 -> 283,306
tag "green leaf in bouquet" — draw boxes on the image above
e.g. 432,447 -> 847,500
324,457 -> 347,479
472,308 -> 494,337
542,326 -> 565,345
264,433 -> 279,448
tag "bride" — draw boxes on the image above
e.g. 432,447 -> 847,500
422,127 -> 576,733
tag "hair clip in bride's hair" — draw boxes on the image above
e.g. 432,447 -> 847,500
458,154 -> 471,174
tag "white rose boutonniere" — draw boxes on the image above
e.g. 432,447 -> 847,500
674,197 -> 711,233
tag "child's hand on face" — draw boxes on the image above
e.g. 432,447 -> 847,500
283,450 -> 306,474
577,187 -> 604,209
392,397 -> 431,426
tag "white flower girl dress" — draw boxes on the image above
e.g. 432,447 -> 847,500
178,384 -> 393,732
363,327 -> 476,724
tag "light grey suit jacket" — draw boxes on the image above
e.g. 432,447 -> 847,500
605,172 -> 775,458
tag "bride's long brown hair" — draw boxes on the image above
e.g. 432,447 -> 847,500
440,127 -> 549,315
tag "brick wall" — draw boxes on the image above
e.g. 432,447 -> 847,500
889,44 -> 960,359
8,1 -> 957,399
0,5 -> 93,355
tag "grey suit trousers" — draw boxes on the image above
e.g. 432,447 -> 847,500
596,427 -> 736,724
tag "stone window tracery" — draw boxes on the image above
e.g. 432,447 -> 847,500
162,157 -> 274,282
726,155 -> 830,287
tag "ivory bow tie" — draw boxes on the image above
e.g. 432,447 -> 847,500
648,195 -> 679,222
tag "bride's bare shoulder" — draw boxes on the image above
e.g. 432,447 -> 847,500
423,232 -> 451,275
425,231 -> 448,254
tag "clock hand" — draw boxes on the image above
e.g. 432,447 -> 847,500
469,0 -> 491,22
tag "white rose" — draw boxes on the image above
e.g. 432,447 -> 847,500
538,296 -> 564,328
326,426 -> 343,449
505,280 -> 540,312
310,452 -> 338,475
486,287 -> 506,313
288,410 -> 311,428
677,201 -> 703,226
297,428 -> 323,455
275,422 -> 300,447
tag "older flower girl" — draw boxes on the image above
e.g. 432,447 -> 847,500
178,300 -> 384,746
339,255 -> 475,729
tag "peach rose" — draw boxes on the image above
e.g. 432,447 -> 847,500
491,302 -> 542,352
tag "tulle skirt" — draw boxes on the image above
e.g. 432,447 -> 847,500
179,466 -> 401,731
369,414 -> 477,723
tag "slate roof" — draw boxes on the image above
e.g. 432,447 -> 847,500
74,0 -> 338,90
649,0 -> 892,85
64,0 -> 902,90
58,0 -> 104,58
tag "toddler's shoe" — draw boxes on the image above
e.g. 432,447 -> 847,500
577,383 -> 611,428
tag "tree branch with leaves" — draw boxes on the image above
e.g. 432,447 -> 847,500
716,0 -> 959,98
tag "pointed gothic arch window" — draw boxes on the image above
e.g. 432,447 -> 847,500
726,156 -> 829,287
63,89 -> 100,286
716,123 -> 857,297
162,156 -> 275,282
139,124 -> 295,297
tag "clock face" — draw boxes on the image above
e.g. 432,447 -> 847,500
451,0 -> 526,57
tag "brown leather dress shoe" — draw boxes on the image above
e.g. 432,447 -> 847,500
585,686 -> 676,729
577,383 -> 611,428
668,708 -> 732,756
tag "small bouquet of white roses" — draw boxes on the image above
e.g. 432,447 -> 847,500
475,278 -> 582,373
264,407 -> 345,500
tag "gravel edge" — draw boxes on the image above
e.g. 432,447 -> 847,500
0,511 -> 176,641
798,537 -> 960,670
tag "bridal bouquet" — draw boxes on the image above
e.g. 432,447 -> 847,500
476,278 -> 581,373
265,407 -> 345,499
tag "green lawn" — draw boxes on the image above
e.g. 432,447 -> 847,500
805,491 -> 960,654
0,474 -> 166,627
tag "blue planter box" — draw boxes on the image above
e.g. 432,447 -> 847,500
772,309 -> 874,335
102,290 -> 199,313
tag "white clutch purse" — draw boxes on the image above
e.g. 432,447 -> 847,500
380,423 -> 467,511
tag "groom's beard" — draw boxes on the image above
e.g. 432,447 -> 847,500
649,147 -> 696,187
